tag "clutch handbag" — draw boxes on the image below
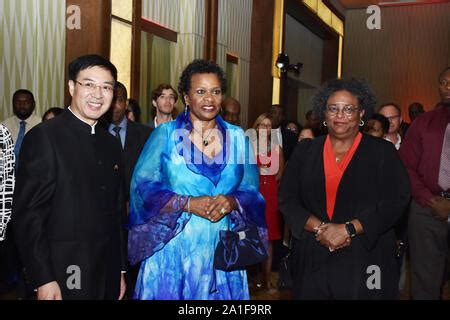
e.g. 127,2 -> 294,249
214,225 -> 268,271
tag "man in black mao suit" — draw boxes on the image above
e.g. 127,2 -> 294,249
12,55 -> 126,300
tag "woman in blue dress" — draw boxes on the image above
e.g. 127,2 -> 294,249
128,59 -> 267,300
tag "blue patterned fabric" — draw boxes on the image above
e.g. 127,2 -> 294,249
128,112 -> 266,300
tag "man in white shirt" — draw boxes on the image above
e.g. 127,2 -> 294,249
1,90 -> 41,161
2,90 -> 41,144
148,84 -> 178,129
379,103 -> 403,150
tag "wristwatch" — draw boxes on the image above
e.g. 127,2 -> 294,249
345,221 -> 357,238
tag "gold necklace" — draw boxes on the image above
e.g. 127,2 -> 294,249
192,125 -> 216,146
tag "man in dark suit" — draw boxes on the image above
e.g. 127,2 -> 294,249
270,104 -> 298,161
107,82 -> 152,200
12,54 -> 126,300
106,82 -> 152,298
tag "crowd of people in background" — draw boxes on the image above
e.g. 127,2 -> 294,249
0,55 -> 449,300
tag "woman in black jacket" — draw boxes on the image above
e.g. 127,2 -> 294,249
279,78 -> 410,299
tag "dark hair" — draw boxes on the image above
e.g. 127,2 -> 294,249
115,81 -> 128,99
13,89 -> 34,103
369,113 -> 390,134
178,59 -> 227,106
42,107 -> 64,122
312,78 -> 376,121
151,83 -> 178,102
379,103 -> 401,115
285,120 -> 301,131
408,102 -> 424,110
439,67 -> 450,80
68,54 -> 117,82
300,126 -> 316,138
270,104 -> 285,116
221,97 -> 241,109
408,102 -> 424,120
127,99 -> 141,123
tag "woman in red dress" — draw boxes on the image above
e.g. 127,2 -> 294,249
252,113 -> 285,291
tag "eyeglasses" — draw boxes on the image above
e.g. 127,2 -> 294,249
440,79 -> 449,88
326,104 -> 360,117
75,80 -> 114,94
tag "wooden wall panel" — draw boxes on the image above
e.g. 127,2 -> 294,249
64,0 -> 111,106
204,0 -> 218,61
248,0 -> 275,128
343,3 -> 450,121
131,0 -> 142,100
322,34 -> 339,82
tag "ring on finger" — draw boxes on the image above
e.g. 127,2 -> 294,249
220,208 -> 226,215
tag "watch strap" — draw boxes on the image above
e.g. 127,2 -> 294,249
345,221 -> 357,238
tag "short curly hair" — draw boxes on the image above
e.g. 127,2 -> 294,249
178,59 -> 227,106
312,78 -> 377,121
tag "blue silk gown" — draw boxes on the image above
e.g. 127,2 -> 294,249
128,112 -> 266,300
